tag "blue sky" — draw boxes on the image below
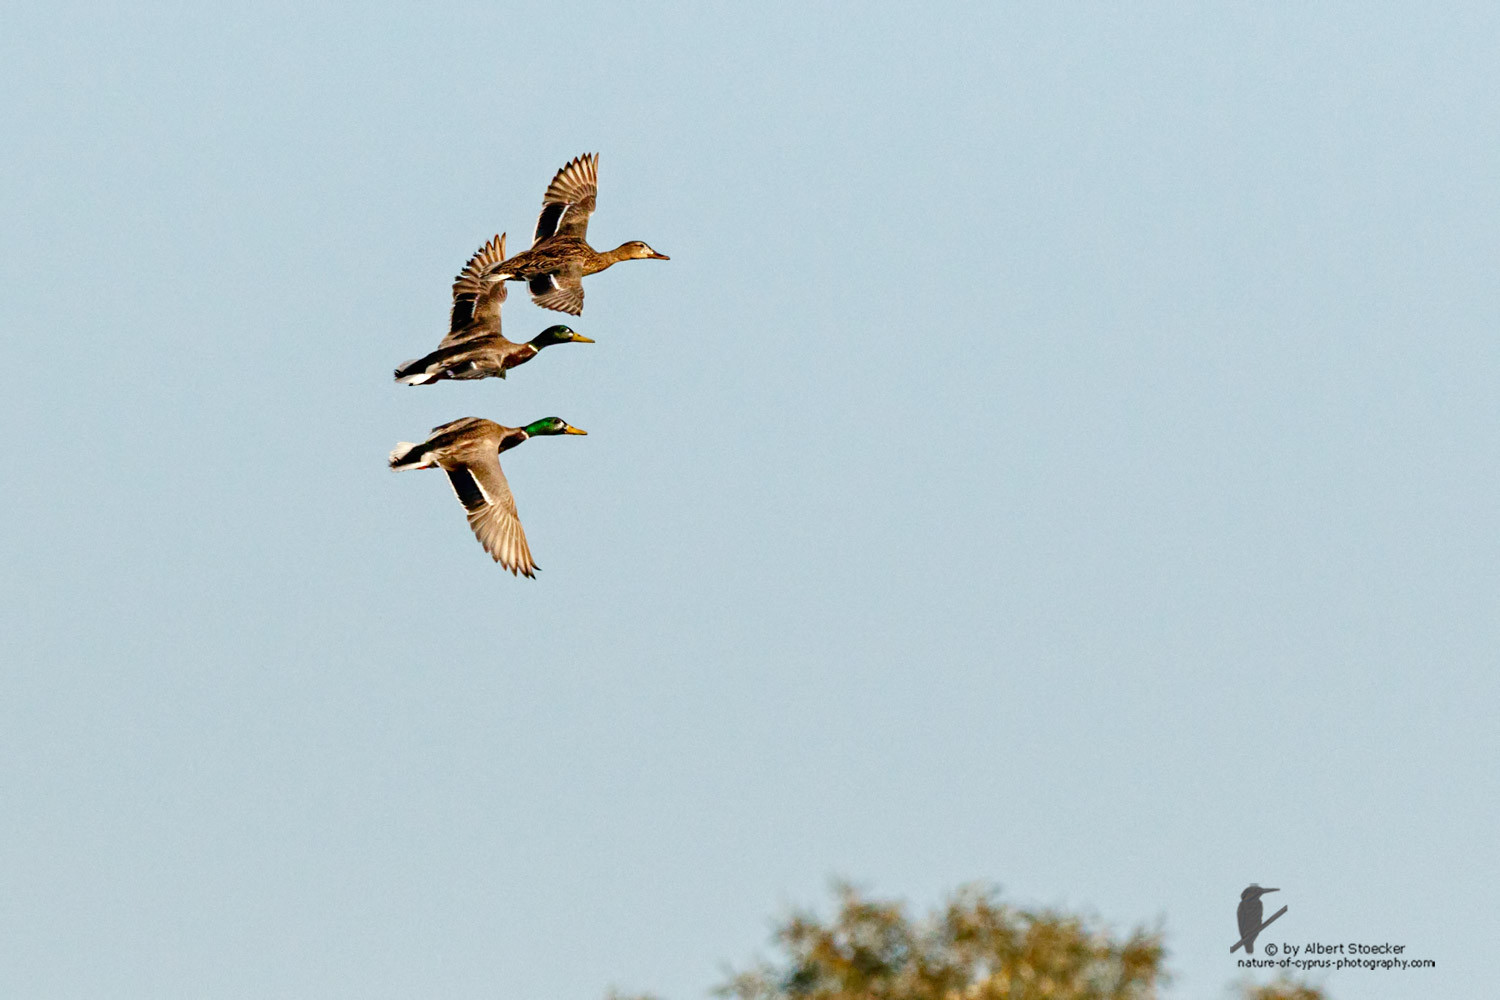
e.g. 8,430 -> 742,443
3,3 -> 1497,998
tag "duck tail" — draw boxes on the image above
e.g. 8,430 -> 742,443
394,353 -> 441,385
388,442 -> 432,471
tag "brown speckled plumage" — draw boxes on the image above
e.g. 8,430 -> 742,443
394,234 -> 591,384
482,153 -> 668,315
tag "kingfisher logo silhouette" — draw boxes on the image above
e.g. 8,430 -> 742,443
1231,885 -> 1287,954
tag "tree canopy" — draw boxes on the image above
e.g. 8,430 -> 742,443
614,883 -> 1326,1000
1242,978 -> 1328,1000
718,882 -> 1163,1000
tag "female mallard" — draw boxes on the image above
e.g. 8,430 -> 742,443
481,153 -> 668,315
389,416 -> 587,576
394,233 -> 594,385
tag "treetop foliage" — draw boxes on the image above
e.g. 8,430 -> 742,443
611,883 -> 1327,1000
716,882 -> 1166,1000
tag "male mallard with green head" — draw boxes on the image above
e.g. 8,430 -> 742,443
481,153 -> 668,315
389,416 -> 587,576
394,233 -> 595,385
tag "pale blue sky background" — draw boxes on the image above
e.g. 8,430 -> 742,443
3,3 -> 1497,998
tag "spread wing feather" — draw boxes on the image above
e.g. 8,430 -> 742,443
532,153 -> 598,246
455,453 -> 537,576
445,234 -> 508,346
528,266 -> 585,316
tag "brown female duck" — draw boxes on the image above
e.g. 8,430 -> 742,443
481,153 -> 668,315
394,233 -> 594,385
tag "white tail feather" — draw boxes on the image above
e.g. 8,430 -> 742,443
395,358 -> 436,385
389,442 -> 430,469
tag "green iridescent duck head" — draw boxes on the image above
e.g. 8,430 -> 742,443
521,417 -> 588,438
529,324 -> 595,349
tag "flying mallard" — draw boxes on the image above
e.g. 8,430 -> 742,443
389,416 -> 587,576
394,233 -> 595,385
481,153 -> 668,315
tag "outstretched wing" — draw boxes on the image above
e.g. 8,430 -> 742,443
427,415 -> 486,438
445,454 -> 537,577
445,234 -> 508,347
528,266 -> 584,316
531,153 -> 598,246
